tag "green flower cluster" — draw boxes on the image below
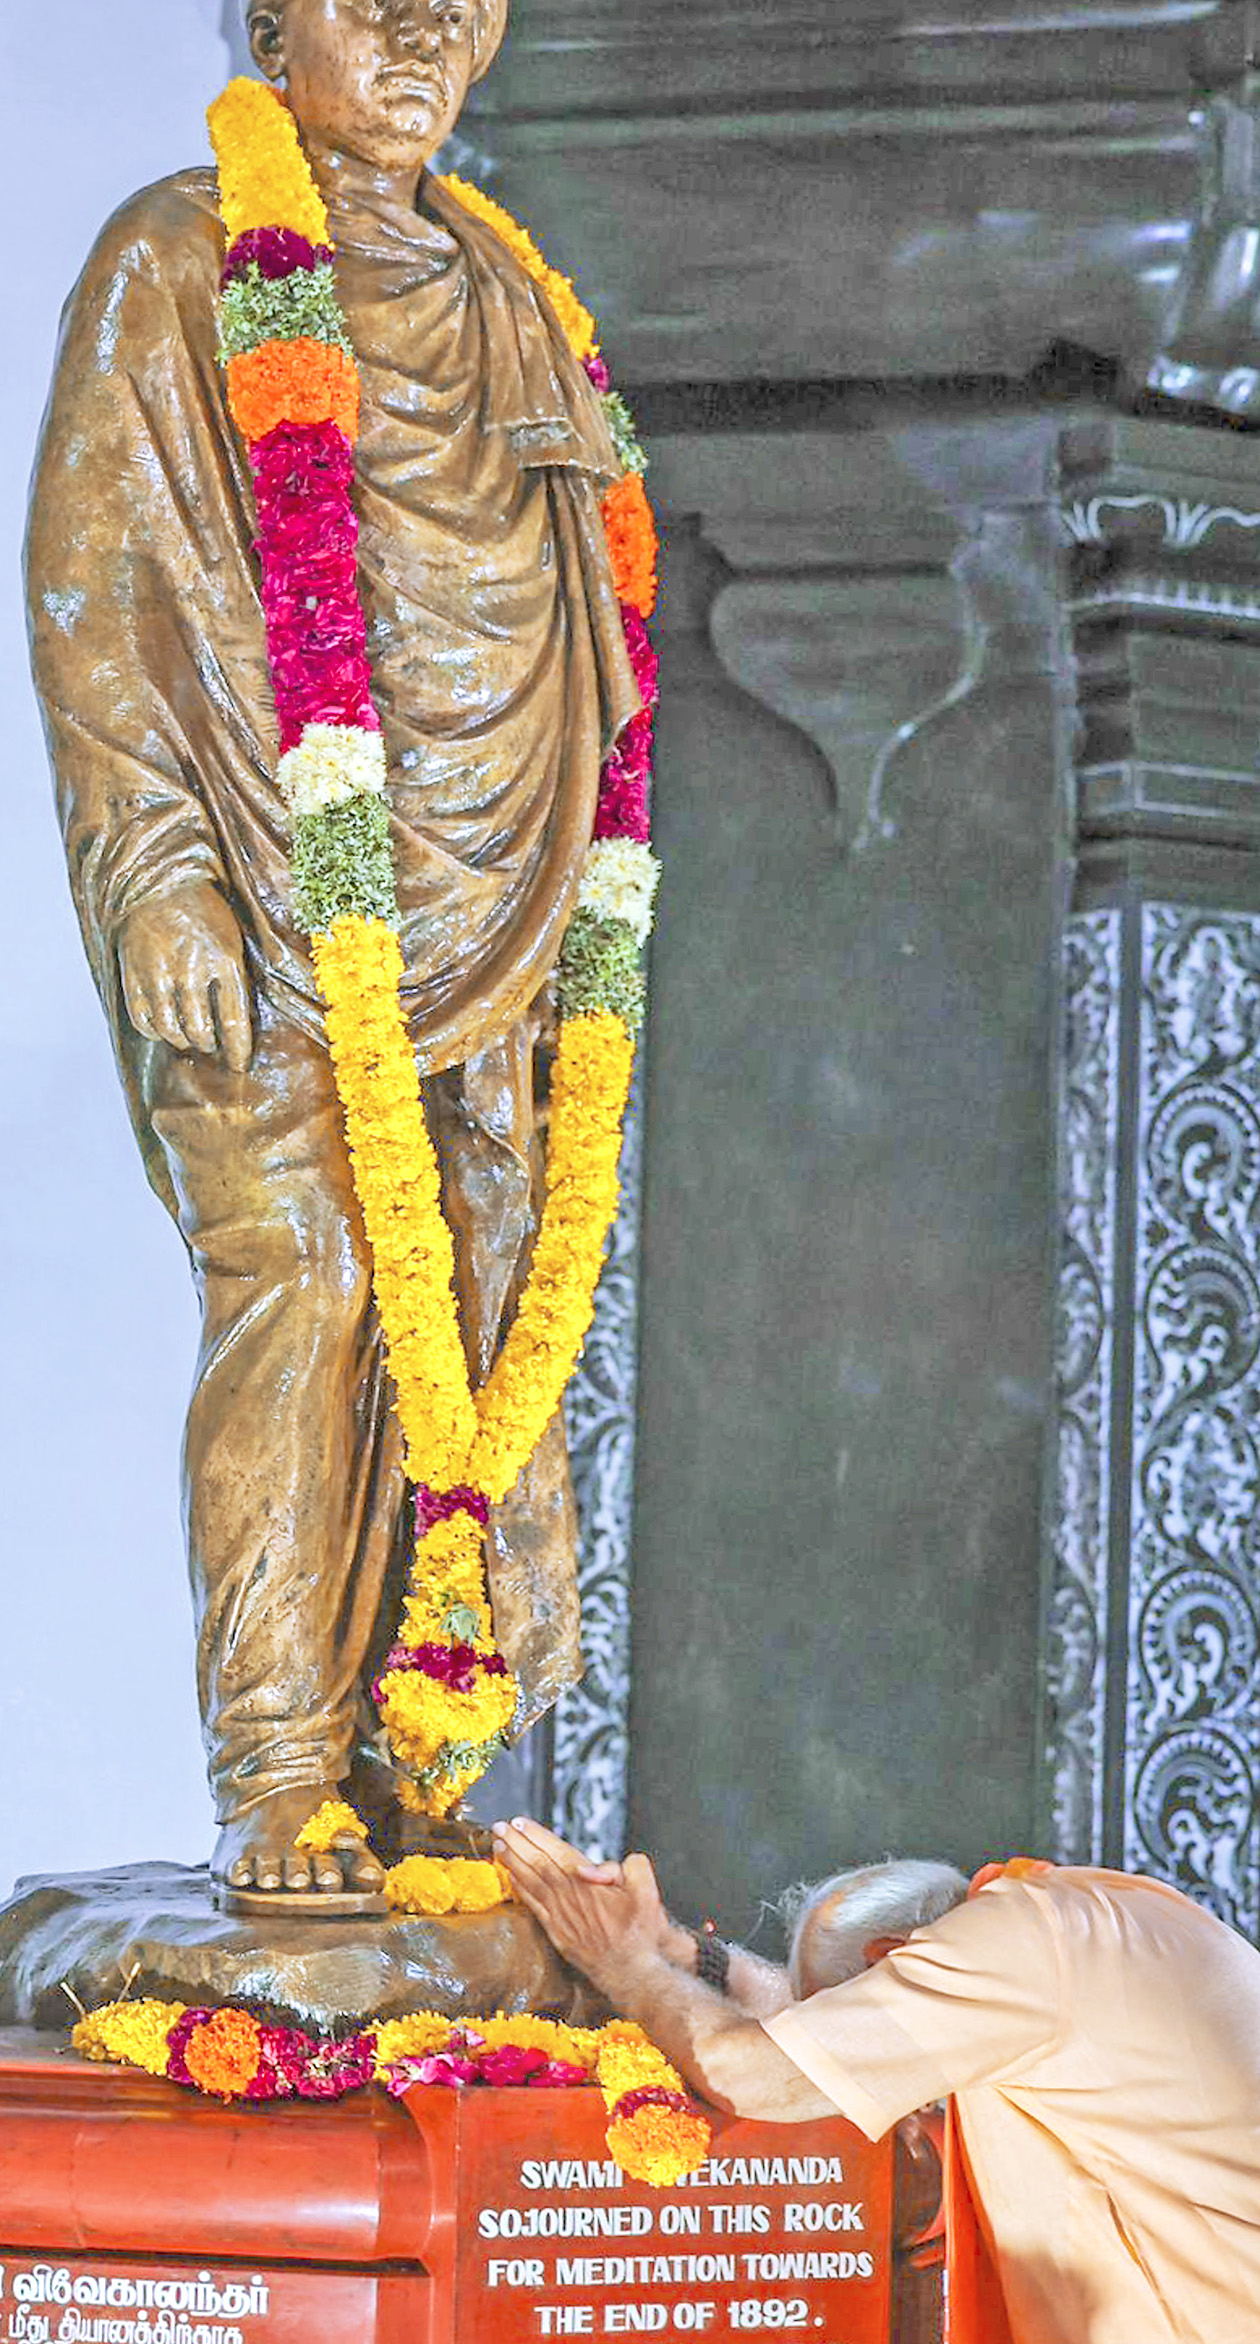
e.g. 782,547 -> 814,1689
292,796 -> 398,933
558,909 -> 646,1033
217,261 -> 352,364
601,390 -> 648,478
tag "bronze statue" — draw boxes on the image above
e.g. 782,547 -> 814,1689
26,0 -> 638,1905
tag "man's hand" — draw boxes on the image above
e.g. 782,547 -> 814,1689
119,881 -> 252,1069
495,1817 -> 836,2123
494,1817 -> 669,1991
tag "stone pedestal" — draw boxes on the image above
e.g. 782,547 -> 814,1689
0,2032 -> 904,2344
0,1864 -> 606,2034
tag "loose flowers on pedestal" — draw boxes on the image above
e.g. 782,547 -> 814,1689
75,2001 -> 710,2187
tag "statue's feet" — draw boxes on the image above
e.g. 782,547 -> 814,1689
212,1788 -> 388,1919
407,1810 -> 497,1861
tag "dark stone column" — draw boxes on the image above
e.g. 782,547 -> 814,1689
1045,420 -> 1260,1934
625,423 -> 1070,1926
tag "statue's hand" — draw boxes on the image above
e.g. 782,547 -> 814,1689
119,882 -> 253,1071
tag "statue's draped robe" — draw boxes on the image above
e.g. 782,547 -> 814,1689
26,167 -> 639,1821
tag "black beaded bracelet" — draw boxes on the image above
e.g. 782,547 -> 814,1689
692,1926 -> 731,1995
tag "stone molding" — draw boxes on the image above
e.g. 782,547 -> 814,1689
1060,418 -> 1260,849
474,2 -> 1240,120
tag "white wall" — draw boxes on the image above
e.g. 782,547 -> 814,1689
0,3 -> 254,1896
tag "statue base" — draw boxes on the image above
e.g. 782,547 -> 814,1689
0,2025 -> 899,2344
0,1861 -> 606,2032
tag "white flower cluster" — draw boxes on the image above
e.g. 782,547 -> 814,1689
277,723 -> 387,816
577,837 -> 661,945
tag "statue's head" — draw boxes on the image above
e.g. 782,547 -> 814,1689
246,0 -> 508,173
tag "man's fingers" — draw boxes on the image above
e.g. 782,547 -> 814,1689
174,977 -> 217,1057
121,962 -> 173,1049
146,976 -> 186,1051
494,1822 -> 570,1896
498,1816 -> 622,1885
123,984 -> 157,1043
500,1816 -> 588,1871
494,1848 -> 574,1943
211,958 -> 252,1070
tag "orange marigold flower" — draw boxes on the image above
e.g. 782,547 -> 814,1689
601,474 -> 658,618
227,338 -> 359,446
181,2008 -> 263,2099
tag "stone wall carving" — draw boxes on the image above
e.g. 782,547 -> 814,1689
1046,910 -> 1121,1865
1124,908 -> 1260,1931
1061,495 -> 1260,551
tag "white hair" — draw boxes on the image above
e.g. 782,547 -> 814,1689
781,1858 -> 968,1993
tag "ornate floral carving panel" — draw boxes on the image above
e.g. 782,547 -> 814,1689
1125,908 -> 1260,1933
551,1071 -> 645,1861
1046,910 -> 1121,1866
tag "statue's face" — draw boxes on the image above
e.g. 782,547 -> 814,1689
259,0 -> 482,174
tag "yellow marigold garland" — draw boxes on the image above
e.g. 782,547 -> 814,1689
470,1011 -> 635,1502
207,78 -> 328,247
442,172 -> 598,361
75,1998 -> 188,2078
209,79 -> 659,1823
375,1666 -> 519,1785
383,1854 -> 514,1915
595,2026 -> 713,2189
311,919 -> 479,1489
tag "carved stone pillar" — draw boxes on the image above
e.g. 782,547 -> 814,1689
1046,419 -> 1260,1932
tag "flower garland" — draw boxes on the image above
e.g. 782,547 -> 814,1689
292,1798 -> 513,1911
206,81 -> 661,1821
75,2002 -> 709,2188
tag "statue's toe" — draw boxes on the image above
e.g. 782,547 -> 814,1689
282,1849 -> 313,1891
346,1843 -> 387,1893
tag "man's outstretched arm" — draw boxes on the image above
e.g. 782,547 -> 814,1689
494,1818 -> 834,2121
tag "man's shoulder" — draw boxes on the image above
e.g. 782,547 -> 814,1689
977,1864 -> 1250,1976
81,168 -> 221,297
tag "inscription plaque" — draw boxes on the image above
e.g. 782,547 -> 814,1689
405,2092 -> 893,2344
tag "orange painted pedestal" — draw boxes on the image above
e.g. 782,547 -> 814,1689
0,2031 -> 894,2344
